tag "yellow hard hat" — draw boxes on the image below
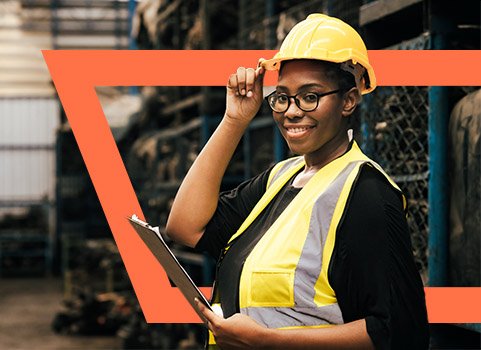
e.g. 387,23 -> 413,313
261,13 -> 376,94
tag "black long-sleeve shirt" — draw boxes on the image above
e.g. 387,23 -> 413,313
195,163 -> 429,349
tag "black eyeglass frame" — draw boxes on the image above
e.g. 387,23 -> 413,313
265,89 -> 342,113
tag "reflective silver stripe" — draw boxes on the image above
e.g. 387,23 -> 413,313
242,304 -> 343,328
268,157 -> 304,188
241,161 -> 364,328
295,161 -> 362,307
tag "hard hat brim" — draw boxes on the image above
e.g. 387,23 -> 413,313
260,56 -> 376,95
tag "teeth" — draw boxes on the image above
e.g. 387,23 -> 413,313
287,127 -> 310,133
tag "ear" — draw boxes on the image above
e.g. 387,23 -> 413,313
341,87 -> 361,118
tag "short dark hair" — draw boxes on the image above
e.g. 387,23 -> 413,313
320,61 -> 357,91
279,59 -> 356,92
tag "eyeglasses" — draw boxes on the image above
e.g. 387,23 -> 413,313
265,89 -> 341,113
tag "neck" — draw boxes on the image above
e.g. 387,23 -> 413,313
303,130 -> 350,171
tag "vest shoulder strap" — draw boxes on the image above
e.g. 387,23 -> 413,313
266,156 -> 304,189
226,157 -> 305,245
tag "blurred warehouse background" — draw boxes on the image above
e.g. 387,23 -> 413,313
0,0 -> 480,349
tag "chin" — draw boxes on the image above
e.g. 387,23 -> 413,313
286,143 -> 311,156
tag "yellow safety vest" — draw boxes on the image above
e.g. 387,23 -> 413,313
207,142 -> 404,348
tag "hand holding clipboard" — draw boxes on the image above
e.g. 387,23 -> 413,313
127,215 -> 219,324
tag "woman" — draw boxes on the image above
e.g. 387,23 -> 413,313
166,14 -> 429,350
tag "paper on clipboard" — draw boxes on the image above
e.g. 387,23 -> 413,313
127,214 -> 214,324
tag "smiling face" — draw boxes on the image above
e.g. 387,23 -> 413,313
273,60 -> 359,166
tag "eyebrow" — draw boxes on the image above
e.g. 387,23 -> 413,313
276,83 -> 326,92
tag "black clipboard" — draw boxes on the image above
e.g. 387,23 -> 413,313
127,215 -> 213,324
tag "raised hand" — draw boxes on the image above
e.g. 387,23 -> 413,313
225,59 -> 265,126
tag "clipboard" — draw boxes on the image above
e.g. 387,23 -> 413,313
127,215 -> 213,324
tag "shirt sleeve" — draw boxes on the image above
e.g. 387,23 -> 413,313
194,165 -> 274,259
329,165 -> 429,350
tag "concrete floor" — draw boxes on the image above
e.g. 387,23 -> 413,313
0,278 -> 121,350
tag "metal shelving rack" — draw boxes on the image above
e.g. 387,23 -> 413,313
51,0 -> 133,278
359,0 -> 481,339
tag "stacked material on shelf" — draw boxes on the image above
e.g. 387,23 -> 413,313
449,88 -> 481,287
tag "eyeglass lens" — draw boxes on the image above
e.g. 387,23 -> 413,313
269,92 -> 319,112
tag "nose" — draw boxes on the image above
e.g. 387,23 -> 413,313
284,97 -> 303,119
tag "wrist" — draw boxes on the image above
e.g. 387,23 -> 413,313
258,327 -> 280,350
222,112 -> 251,129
